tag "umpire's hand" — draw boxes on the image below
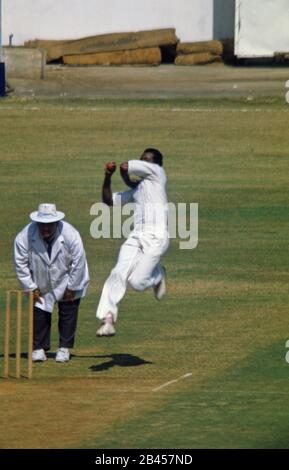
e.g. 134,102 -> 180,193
63,288 -> 75,301
33,288 -> 44,304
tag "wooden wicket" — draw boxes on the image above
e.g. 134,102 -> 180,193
3,290 -> 34,379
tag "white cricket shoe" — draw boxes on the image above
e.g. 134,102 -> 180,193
153,267 -> 166,300
96,314 -> 116,337
96,323 -> 116,337
55,347 -> 70,362
32,349 -> 47,362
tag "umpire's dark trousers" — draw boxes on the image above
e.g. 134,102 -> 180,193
33,299 -> 80,350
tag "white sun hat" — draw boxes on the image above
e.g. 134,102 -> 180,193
30,203 -> 65,223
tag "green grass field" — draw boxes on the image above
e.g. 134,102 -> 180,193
0,96 -> 289,448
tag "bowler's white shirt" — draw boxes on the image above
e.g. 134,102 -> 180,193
113,160 -> 168,236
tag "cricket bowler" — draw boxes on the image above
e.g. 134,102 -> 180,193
96,148 -> 169,336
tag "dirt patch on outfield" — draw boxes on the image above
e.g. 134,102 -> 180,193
6,64 -> 289,100
0,377 -> 154,448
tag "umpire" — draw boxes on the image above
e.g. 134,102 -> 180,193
14,203 -> 90,363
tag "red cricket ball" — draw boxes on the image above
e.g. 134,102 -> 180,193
106,162 -> 115,171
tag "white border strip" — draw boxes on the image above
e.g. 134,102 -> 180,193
0,107 -> 287,113
152,372 -> 192,392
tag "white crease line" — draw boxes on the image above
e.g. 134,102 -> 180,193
152,372 -> 192,392
0,107 -> 287,113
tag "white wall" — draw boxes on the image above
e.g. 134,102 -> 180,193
2,0 -> 234,46
235,0 -> 289,57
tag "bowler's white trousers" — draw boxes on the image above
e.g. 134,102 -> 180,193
96,231 -> 169,322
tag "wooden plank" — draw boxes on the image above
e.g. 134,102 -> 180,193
176,40 -> 223,56
25,39 -> 70,48
25,29 -> 178,63
175,52 -> 222,66
63,47 -> 161,66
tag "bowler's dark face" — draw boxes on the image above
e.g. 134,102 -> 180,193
38,222 -> 57,240
140,151 -> 154,163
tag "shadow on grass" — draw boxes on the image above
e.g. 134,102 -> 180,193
88,354 -> 153,372
0,352 -> 153,373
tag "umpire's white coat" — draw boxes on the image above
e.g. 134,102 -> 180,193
14,221 -> 90,313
